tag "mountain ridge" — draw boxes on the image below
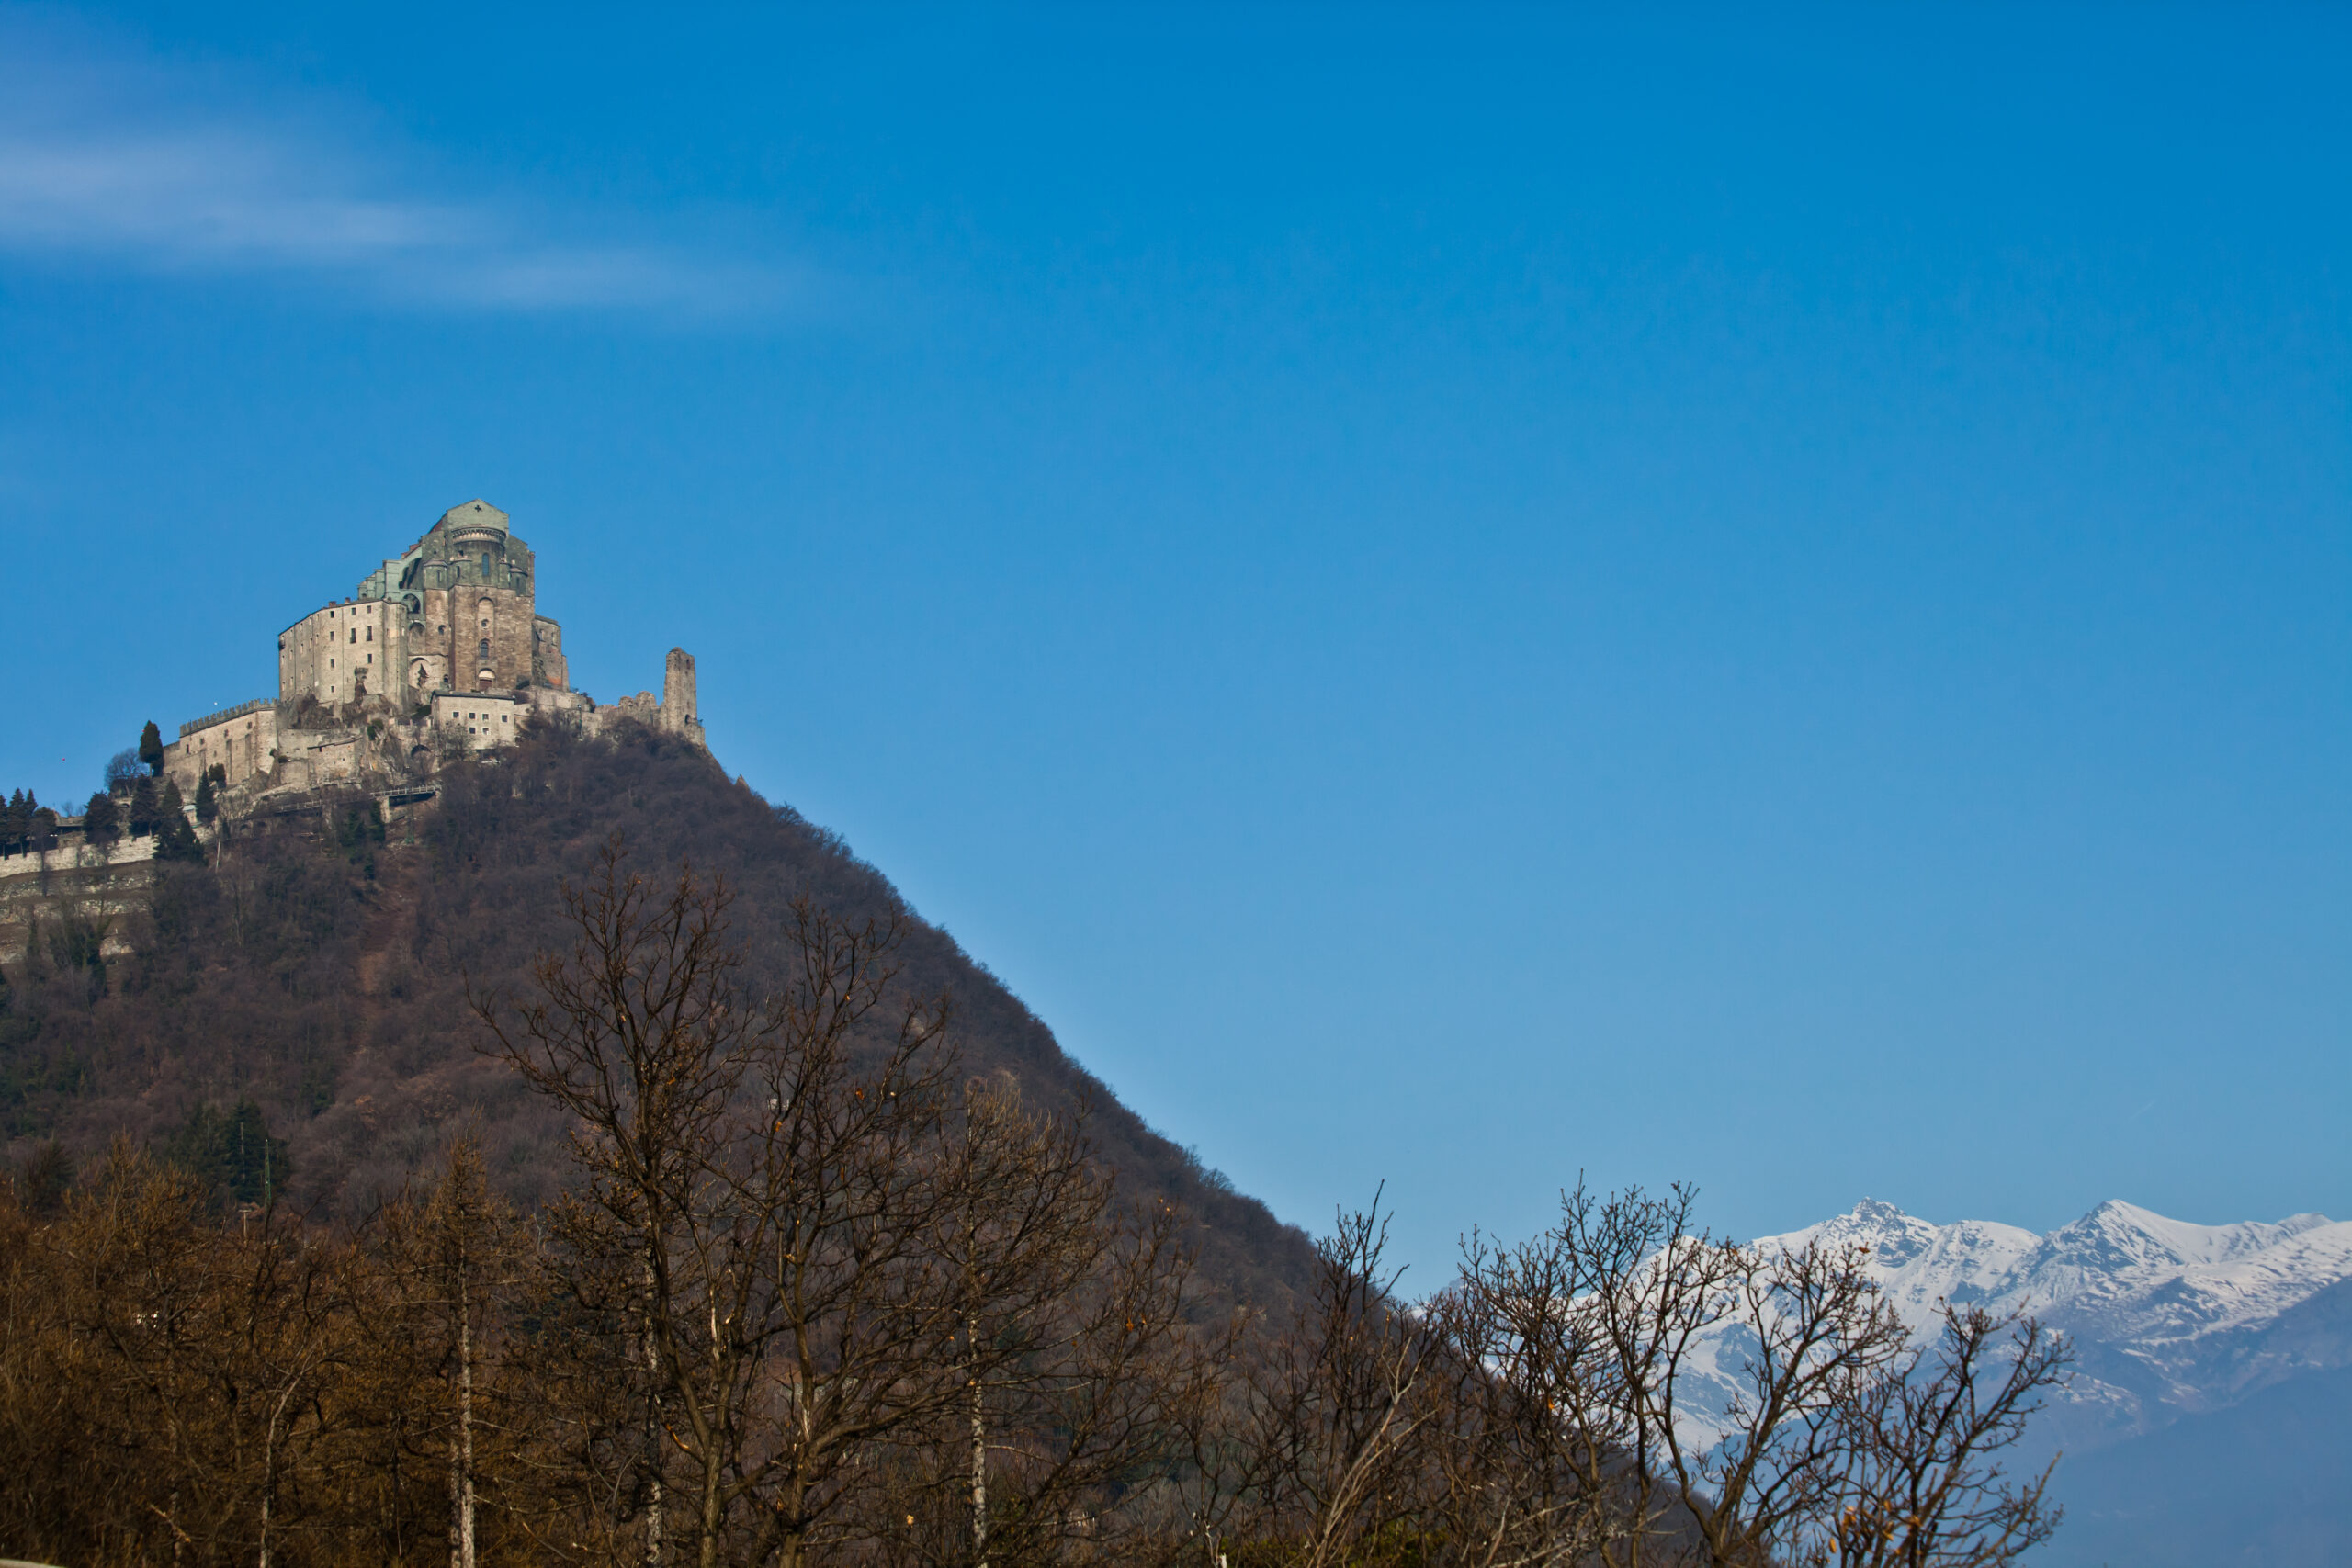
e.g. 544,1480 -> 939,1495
1754,1197 -> 2352,1566
1757,1196 -> 2352,1436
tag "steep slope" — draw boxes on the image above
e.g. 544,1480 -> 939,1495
0,725 -> 1317,1309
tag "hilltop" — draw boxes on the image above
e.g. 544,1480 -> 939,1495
0,720 -> 1317,1309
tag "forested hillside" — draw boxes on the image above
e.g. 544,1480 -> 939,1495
0,723 -> 2073,1568
0,721 -> 1315,1308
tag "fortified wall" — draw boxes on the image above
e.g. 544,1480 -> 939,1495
164,499 -> 706,801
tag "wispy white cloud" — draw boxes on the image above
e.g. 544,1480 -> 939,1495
0,19 -> 807,316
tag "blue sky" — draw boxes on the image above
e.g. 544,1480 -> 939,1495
3,4 -> 2346,1275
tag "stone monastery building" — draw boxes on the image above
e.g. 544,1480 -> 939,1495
164,500 -> 702,797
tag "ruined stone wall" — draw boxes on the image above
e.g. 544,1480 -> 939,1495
534,615 -> 569,689
603,690 -> 662,729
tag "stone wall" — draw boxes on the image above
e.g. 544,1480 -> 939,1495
534,615 -> 569,689
431,691 -> 526,753
280,596 -> 403,709
413,580 -> 538,695
271,730 -> 368,791
164,702 -> 281,795
0,856 -> 161,966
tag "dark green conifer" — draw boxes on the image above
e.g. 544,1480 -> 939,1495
164,1100 -> 288,1208
153,779 -> 202,863
194,770 -> 218,826
14,1142 -> 74,1220
82,791 -> 119,848
129,776 -> 159,837
138,719 -> 165,776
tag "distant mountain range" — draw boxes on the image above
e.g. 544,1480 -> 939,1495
1757,1199 -> 2352,1567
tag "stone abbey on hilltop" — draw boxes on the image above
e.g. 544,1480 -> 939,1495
163,499 -> 703,799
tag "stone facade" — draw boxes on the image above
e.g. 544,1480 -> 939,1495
163,498 -> 705,802
430,691 -> 526,753
278,499 -> 545,708
174,699 -> 281,792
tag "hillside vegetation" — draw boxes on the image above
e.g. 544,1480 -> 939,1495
0,723 -> 2069,1568
0,723 -> 1312,1306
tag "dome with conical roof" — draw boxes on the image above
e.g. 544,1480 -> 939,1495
440,498 -> 511,547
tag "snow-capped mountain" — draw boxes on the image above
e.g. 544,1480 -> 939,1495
1645,1198 -> 2352,1563
1752,1198 -> 2352,1452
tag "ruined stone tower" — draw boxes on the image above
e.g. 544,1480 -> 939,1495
662,648 -> 697,738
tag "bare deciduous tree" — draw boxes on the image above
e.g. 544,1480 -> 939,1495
1223,1195 -> 1445,1568
1794,1305 -> 2067,1568
1440,1182 -> 2066,1568
476,837 -> 1201,1568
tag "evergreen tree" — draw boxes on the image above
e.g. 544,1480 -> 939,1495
153,780 -> 202,863
335,799 -> 386,856
128,776 -> 159,837
13,1142 -> 74,1221
163,1100 -> 289,1208
81,792 -> 119,849
2,790 -> 21,855
28,801 -> 56,853
194,769 -> 219,826
138,719 -> 165,777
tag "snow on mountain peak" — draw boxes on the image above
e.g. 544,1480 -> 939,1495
1746,1197 -> 2352,1451
2049,1199 -> 2335,1269
1769,1197 -> 1944,1268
